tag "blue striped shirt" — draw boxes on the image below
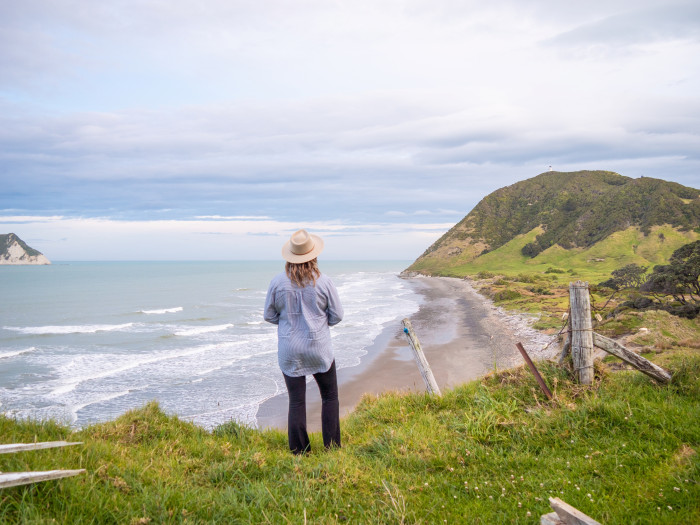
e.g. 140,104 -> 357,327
264,272 -> 344,377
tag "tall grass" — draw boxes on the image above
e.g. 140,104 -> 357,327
2,351 -> 698,524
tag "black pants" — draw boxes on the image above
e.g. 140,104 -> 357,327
282,361 -> 341,454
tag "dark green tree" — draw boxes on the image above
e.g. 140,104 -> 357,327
641,241 -> 700,304
599,263 -> 648,290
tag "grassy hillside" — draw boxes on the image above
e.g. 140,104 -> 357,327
413,224 -> 700,283
409,171 -> 700,276
1,344 -> 698,524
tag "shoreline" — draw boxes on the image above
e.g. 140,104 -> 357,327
255,275 -> 557,432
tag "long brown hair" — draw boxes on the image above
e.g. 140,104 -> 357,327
286,258 -> 321,288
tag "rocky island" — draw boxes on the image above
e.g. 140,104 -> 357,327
0,233 -> 51,265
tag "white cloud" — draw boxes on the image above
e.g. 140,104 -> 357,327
0,1 -> 698,259
0,215 -> 453,260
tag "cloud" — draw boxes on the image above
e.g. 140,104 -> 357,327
0,214 -> 454,260
545,3 -> 700,53
0,1 -> 698,261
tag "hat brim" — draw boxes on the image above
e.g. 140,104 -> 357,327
281,234 -> 324,263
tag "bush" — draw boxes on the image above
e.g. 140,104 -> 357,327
521,241 -> 542,258
528,286 -> 553,295
621,296 -> 656,310
476,271 -> 495,279
545,267 -> 565,274
513,273 -> 538,283
494,289 -> 522,302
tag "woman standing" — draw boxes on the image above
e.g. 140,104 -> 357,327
264,229 -> 344,454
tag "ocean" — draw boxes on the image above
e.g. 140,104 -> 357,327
0,261 -> 419,429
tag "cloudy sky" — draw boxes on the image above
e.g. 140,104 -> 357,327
1,0 -> 698,260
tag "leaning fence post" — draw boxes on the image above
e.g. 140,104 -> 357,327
515,342 -> 553,400
402,319 -> 441,396
569,281 -> 594,385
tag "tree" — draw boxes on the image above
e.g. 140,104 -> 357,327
599,263 -> 648,290
641,241 -> 700,303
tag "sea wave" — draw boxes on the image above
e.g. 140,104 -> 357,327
3,324 -> 134,335
0,347 -> 36,359
71,389 -> 133,421
174,324 -> 234,336
48,343 -> 232,396
140,307 -> 184,314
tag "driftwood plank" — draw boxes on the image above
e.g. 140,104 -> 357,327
402,319 -> 441,396
0,470 -> 86,489
549,497 -> 601,525
593,332 -> 672,384
541,512 -> 563,525
0,441 -> 83,454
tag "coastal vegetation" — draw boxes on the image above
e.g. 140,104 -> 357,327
404,171 -> 700,337
2,342 -> 698,523
407,171 -> 700,279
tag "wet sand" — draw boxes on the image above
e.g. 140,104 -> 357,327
256,276 -> 557,432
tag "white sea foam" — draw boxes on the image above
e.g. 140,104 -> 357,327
196,349 -> 276,376
71,390 -> 132,421
140,307 -> 183,314
48,343 -> 228,396
0,347 -> 35,359
174,324 -> 234,336
3,324 -> 134,335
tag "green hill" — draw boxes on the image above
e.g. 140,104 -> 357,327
408,171 -> 700,278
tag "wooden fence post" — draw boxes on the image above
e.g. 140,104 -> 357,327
569,281 -> 594,385
402,319 -> 441,396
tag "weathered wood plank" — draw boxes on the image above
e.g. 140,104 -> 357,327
593,332 -> 672,384
0,441 -> 83,454
402,319 -> 441,396
0,470 -> 86,489
569,282 -> 594,385
516,342 -> 553,400
549,497 -> 601,525
541,512 -> 563,525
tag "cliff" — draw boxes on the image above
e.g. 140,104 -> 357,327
0,233 -> 51,265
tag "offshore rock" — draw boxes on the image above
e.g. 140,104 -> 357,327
0,233 -> 51,265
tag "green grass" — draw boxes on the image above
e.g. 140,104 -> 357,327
407,225 -> 700,334
2,350 -> 698,524
412,225 -> 699,284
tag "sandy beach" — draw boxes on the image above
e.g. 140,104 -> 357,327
256,275 -> 558,432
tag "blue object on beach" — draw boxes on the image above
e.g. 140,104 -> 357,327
403,327 -> 408,334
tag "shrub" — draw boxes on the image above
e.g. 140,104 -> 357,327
528,286 -> 553,295
544,267 -> 566,274
494,289 -> 522,302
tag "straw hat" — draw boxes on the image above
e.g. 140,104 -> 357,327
281,229 -> 324,263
